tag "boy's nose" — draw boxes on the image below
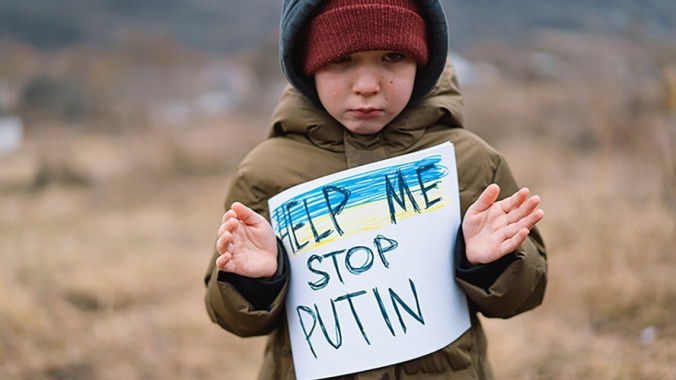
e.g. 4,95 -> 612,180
352,68 -> 381,97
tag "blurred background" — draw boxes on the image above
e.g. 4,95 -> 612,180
1,0 -> 675,379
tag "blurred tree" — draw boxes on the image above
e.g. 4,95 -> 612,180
19,75 -> 89,123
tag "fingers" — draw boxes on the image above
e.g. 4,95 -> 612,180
221,208 -> 236,223
502,207 -> 544,237
500,227 -> 530,255
215,226 -> 238,273
231,202 -> 266,227
498,192 -> 544,254
216,251 -> 236,272
505,193 -> 540,224
524,208 -> 545,230
215,203 -> 277,277
468,184 -> 500,213
499,187 -> 543,228
217,208 -> 240,254
217,215 -> 238,237
216,209 -> 240,255
216,229 -> 233,254
499,187 -> 529,214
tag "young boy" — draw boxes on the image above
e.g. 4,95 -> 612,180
204,0 -> 547,378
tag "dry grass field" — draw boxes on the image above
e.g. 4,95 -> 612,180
1,81 -> 675,379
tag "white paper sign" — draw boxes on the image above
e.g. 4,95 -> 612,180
268,143 -> 470,379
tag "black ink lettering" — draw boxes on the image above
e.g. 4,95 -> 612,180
345,246 -> 374,275
389,279 -> 425,333
416,164 -> 442,209
322,186 -> 351,235
385,169 -> 420,224
304,199 -> 332,243
373,287 -> 396,337
322,250 -> 346,285
335,291 -> 371,345
307,254 -> 330,291
297,305 -> 318,359
373,235 -> 398,268
315,301 -> 342,350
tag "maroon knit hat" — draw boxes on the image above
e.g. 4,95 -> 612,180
302,0 -> 429,76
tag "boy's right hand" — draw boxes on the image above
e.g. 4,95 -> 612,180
215,202 -> 278,279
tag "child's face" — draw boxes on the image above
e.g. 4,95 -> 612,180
314,50 -> 417,135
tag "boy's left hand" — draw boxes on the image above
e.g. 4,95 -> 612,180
463,184 -> 544,265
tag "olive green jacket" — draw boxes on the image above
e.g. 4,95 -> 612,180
204,62 -> 547,379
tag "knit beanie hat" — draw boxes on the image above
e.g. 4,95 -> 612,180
280,0 -> 449,107
301,0 -> 428,76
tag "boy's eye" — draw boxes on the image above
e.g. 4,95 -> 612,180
383,53 -> 405,62
332,55 -> 351,64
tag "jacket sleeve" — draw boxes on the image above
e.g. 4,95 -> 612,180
203,165 -> 289,337
204,244 -> 289,337
455,154 -> 548,319
216,240 -> 289,311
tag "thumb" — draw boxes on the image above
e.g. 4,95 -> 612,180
469,184 -> 500,213
231,202 -> 265,226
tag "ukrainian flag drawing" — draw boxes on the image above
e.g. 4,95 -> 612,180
271,153 -> 451,256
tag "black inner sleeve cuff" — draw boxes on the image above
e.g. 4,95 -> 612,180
454,227 -> 518,292
217,239 -> 290,311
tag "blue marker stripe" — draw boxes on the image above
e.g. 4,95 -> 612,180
273,155 -> 447,235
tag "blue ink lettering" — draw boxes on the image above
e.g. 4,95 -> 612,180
345,246 -> 374,275
304,198 -> 332,243
373,235 -> 398,268
335,291 -> 371,345
322,185 -> 350,235
385,169 -> 421,224
322,250 -> 346,285
274,206 -> 294,254
389,278 -> 425,333
304,235 -> 399,290
315,301 -> 342,350
285,200 -> 308,252
307,254 -> 330,291
297,305 -> 318,359
373,287 -> 396,337
416,164 -> 442,209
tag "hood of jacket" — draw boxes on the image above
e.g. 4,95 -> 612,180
270,59 -> 465,156
279,0 -> 449,107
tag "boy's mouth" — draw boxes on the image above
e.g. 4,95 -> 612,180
350,107 -> 382,118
